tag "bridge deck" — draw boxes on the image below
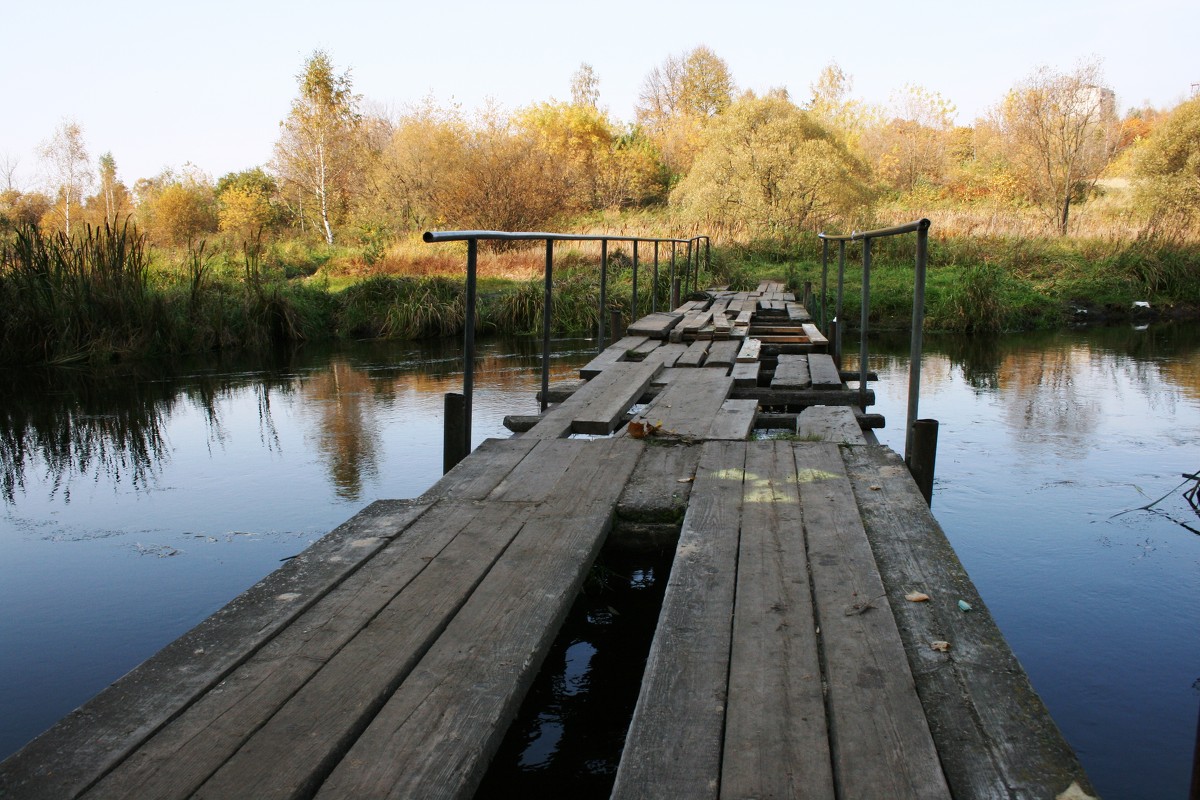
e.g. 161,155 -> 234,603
0,283 -> 1093,799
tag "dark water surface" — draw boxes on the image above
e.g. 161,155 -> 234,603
1,325 -> 1198,798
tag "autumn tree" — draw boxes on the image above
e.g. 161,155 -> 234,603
672,93 -> 872,236
636,45 -> 734,177
862,85 -> 956,193
570,63 -> 601,109
273,50 -> 361,244
83,152 -> 133,228
1133,97 -> 1200,238
216,168 -> 281,241
39,120 -> 93,236
134,167 -> 218,247
807,63 -> 876,154
994,61 -> 1120,235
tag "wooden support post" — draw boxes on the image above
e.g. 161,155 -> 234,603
803,280 -> 812,310
671,277 -> 681,311
907,418 -> 939,506
610,309 -> 623,340
829,318 -> 841,367
443,392 -> 467,474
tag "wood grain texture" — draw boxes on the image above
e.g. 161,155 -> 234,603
628,312 -> 683,339
706,399 -> 758,441
791,443 -> 951,799
633,370 -> 734,440
579,335 -> 650,379
721,441 -> 834,800
807,353 -> 843,389
843,445 -> 1096,800
316,439 -> 645,800
731,361 -> 760,388
524,361 -> 663,438
611,441 -> 745,800
797,406 -> 866,444
675,339 -> 711,368
704,340 -> 741,370
772,354 -> 812,389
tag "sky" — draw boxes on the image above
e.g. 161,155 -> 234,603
4,0 -> 1197,191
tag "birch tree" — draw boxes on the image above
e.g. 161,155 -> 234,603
273,50 -> 360,244
39,120 -> 92,236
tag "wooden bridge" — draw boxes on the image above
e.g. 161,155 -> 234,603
0,283 -> 1094,799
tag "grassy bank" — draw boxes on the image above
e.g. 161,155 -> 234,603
3,223 -> 1198,365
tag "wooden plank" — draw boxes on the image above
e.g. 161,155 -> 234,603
0,499 -> 435,800
611,441 -> 746,799
616,441 -> 703,527
579,335 -> 650,379
735,308 -> 753,325
736,338 -> 761,363
524,361 -> 663,438
843,445 -> 1097,799
772,354 -> 811,389
721,441 -> 834,799
642,342 -> 688,369
786,302 -> 811,323
797,405 -> 866,444
681,310 -> 714,333
317,440 -> 645,800
86,498 -> 522,800
419,438 -> 539,502
705,398 -> 758,440
675,339 -> 710,368
790,443 -> 951,799
802,323 -> 829,347
627,311 -> 683,339
704,340 -> 741,370
631,370 -> 734,440
731,361 -> 760,388
630,338 -> 661,358
732,387 -> 875,407
808,352 -> 843,389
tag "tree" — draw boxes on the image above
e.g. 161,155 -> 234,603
994,61 -> 1120,235
672,93 -> 872,236
570,63 -> 600,109
1133,97 -> 1200,238
134,167 -> 218,246
636,45 -> 734,176
807,63 -> 875,153
39,120 -> 93,236
273,50 -> 361,244
863,85 -> 956,192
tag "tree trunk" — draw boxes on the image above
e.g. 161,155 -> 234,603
1059,193 -> 1071,236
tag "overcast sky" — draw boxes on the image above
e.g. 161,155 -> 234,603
4,0 -> 1196,189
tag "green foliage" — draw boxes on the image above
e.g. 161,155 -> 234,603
336,276 -> 465,339
1134,98 -> 1200,239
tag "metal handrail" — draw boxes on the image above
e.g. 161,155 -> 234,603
423,230 -> 711,465
818,219 -> 930,465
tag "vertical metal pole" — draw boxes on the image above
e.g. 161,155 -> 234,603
598,239 -> 608,352
836,240 -> 846,368
820,239 -> 829,331
669,243 -> 676,308
704,237 -> 710,278
443,392 -> 466,473
908,419 -> 939,506
541,239 -> 554,412
464,238 -> 477,453
684,240 -> 693,295
859,237 -> 871,412
652,242 -> 659,313
671,277 -> 681,310
905,223 -> 930,461
632,240 -> 639,322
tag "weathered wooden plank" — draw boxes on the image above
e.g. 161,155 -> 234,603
316,440 -> 645,800
731,361 -> 760,388
802,323 -> 829,347
182,498 -> 539,800
791,443 -> 951,799
675,339 -> 710,368
786,302 -> 812,323
735,308 -> 753,325
524,361 -> 663,438
721,441 -> 834,799
419,437 -> 539,501
732,387 -> 874,407
682,310 -> 714,333
579,335 -> 650,379
536,380 -> 584,405
0,499 -> 435,800
85,498 -> 522,800
641,343 -> 688,370
843,445 -> 1097,799
808,352 -> 843,389
632,370 -> 734,440
628,311 -> 683,339
797,405 -> 866,444
611,441 -> 746,799
705,398 -> 758,440
704,340 -> 741,370
772,354 -> 811,390
630,338 -> 662,358
616,441 -> 702,526
736,338 -> 761,363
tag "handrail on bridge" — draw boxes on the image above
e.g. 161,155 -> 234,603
818,219 -> 932,489
422,230 -> 711,469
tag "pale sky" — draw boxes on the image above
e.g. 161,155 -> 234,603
4,0 -> 1196,190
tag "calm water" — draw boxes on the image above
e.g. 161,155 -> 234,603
1,325 -> 1198,798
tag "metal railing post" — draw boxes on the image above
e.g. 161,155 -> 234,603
836,240 -> 846,367
820,238 -> 829,330
463,238 -> 477,453
859,237 -> 871,413
652,242 -> 659,313
632,240 -> 639,321
669,243 -> 676,307
905,221 -> 931,462
541,239 -> 554,412
598,239 -> 608,352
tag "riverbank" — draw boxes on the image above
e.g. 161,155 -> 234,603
2,224 -> 1197,366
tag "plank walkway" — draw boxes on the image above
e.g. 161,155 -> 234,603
0,282 -> 1094,799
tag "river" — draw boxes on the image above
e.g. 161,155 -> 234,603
1,324 -> 1198,798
